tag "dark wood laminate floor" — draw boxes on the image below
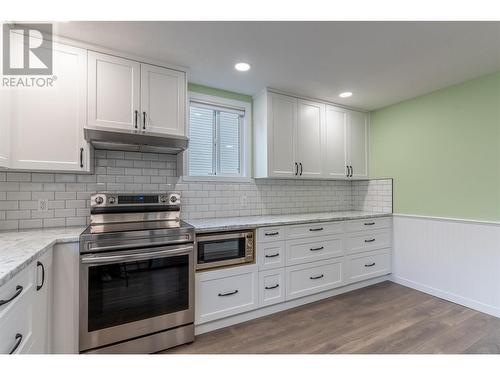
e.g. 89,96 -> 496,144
164,281 -> 500,354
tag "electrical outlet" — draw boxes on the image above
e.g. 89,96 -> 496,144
240,195 -> 248,208
38,199 -> 48,212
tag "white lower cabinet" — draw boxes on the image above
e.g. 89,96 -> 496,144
195,264 -> 258,324
196,217 -> 392,327
286,258 -> 344,300
259,268 -> 286,307
347,249 -> 391,284
0,249 -> 53,354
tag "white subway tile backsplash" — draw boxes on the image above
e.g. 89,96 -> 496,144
0,150 -> 392,230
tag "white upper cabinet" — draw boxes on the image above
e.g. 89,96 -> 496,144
9,38 -> 90,172
297,99 -> 324,178
88,52 -> 186,136
140,63 -> 186,135
347,110 -> 369,179
323,105 -> 347,178
87,51 -> 141,131
254,89 -> 369,180
267,92 -> 297,177
0,88 -> 10,169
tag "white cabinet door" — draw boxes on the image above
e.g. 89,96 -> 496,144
268,93 -> 297,177
323,105 -> 348,178
347,110 -> 368,179
0,88 -> 10,168
140,63 -> 185,135
296,99 -> 324,178
88,51 -> 140,131
9,39 -> 90,172
31,249 -> 53,354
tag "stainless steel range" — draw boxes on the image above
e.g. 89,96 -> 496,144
79,192 -> 195,354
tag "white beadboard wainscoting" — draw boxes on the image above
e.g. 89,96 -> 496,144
391,214 -> 500,318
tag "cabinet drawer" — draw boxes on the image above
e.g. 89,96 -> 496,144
285,221 -> 344,240
257,241 -> 285,270
195,265 -> 258,324
0,265 -> 34,317
259,269 -> 285,307
347,249 -> 391,283
0,289 -> 33,354
286,258 -> 343,300
345,230 -> 391,254
257,226 -> 285,243
286,235 -> 343,266
345,217 -> 392,233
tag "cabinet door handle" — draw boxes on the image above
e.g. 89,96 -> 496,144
364,222 -> 375,226
310,274 -> 324,280
9,333 -> 23,354
364,238 -> 376,243
364,262 -> 376,267
310,246 -> 324,251
346,165 -> 349,177
36,261 -> 45,291
79,147 -> 84,168
265,253 -> 280,258
265,284 -> 280,290
143,111 -> 147,130
134,110 -> 139,129
294,162 -> 298,176
218,290 -> 239,297
349,166 -> 353,177
299,162 -> 303,176
309,227 -> 324,232
0,285 -> 23,307
265,232 -> 279,236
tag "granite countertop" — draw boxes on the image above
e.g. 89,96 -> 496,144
186,210 -> 392,233
0,226 -> 84,288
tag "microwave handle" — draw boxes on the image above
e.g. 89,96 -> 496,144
81,245 -> 193,265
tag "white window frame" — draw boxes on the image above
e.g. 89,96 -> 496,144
182,91 -> 252,182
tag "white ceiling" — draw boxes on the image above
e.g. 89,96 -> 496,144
53,21 -> 500,111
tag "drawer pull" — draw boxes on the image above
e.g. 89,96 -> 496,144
265,253 -> 280,258
218,290 -> 239,297
265,232 -> 279,236
265,284 -> 279,290
0,285 -> 23,307
37,261 -> 45,291
310,246 -> 324,251
364,222 -> 375,226
364,238 -> 376,243
310,274 -> 324,280
365,262 -> 376,267
9,333 -> 23,354
309,227 -> 324,232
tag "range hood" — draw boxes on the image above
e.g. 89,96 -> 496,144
84,127 -> 189,155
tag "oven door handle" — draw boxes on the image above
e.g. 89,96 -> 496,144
81,245 -> 193,264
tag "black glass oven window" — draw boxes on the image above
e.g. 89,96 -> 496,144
198,238 -> 245,264
87,254 -> 189,332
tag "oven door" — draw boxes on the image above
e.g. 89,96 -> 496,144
79,244 -> 194,352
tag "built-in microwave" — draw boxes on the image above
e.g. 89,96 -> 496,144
195,230 -> 255,271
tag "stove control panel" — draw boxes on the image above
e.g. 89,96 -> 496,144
91,193 -> 181,207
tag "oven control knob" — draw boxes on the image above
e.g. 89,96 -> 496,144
108,197 -> 116,204
160,196 -> 167,203
95,196 -> 104,205
169,195 -> 178,203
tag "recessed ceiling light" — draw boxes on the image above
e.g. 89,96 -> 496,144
339,92 -> 353,98
234,62 -> 251,72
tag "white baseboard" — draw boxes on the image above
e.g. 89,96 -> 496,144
195,275 -> 390,335
391,275 -> 500,319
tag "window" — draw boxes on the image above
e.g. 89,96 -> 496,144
187,94 -> 250,179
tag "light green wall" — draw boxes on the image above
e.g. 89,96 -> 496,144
370,71 -> 500,221
188,83 -> 253,103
